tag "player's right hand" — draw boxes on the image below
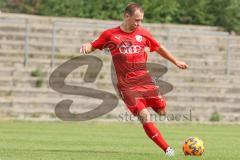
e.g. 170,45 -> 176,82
80,43 -> 93,54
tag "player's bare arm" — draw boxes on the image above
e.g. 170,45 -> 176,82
156,45 -> 188,69
80,43 -> 96,54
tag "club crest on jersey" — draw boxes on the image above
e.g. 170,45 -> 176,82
135,35 -> 142,42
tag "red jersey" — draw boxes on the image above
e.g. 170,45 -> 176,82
91,26 -> 161,92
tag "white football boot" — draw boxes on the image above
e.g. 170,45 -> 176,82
165,147 -> 175,157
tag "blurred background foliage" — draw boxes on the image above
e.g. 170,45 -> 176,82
0,0 -> 240,33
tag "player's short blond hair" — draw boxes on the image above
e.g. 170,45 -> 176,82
124,3 -> 144,16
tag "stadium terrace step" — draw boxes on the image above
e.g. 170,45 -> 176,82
0,96 -> 116,119
0,57 -> 66,67
101,63 -> 231,75
0,74 -> 240,93
1,71 -> 239,92
167,101 -> 240,111
0,50 -> 79,59
171,83 -> 240,95
0,66 -> 52,78
0,30 -> 96,43
167,67 -> 228,75
165,37 -> 229,47
0,83 -> 121,100
166,101 -> 240,121
0,40 -> 83,51
220,113 -> 240,121
1,83 -> 239,104
171,58 -> 226,68
0,65 -> 111,81
230,61 -> 240,68
166,92 -> 240,103
0,40 -> 231,54
0,25 -> 26,32
168,43 -> 229,52
151,51 -> 228,61
1,77 -> 240,97
0,51 -> 230,69
162,73 -> 240,84
0,77 -> 115,90
144,23 -> 220,32
0,96 -> 238,121
168,49 -> 227,55
0,76 -> 48,88
0,86 -> 55,97
230,51 -> 240,58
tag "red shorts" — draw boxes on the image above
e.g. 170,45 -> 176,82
120,88 -> 166,116
125,96 -> 166,116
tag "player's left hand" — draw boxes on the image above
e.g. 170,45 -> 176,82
175,60 -> 188,69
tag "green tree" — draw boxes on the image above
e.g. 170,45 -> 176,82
207,0 -> 240,33
141,0 -> 179,23
0,0 -> 240,34
176,0 -> 213,24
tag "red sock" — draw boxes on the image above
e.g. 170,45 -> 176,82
143,121 -> 169,152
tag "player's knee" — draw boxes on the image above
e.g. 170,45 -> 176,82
155,96 -> 166,116
157,109 -> 166,116
138,109 -> 151,124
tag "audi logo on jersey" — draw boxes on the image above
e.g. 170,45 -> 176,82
119,45 -> 142,54
103,40 -> 143,54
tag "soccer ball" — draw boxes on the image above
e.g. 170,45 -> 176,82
183,137 -> 204,156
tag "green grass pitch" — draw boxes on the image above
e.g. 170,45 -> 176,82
0,121 -> 239,160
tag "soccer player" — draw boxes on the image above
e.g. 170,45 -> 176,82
80,3 -> 188,157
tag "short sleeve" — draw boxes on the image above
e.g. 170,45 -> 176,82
91,30 -> 109,50
145,32 -> 161,52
